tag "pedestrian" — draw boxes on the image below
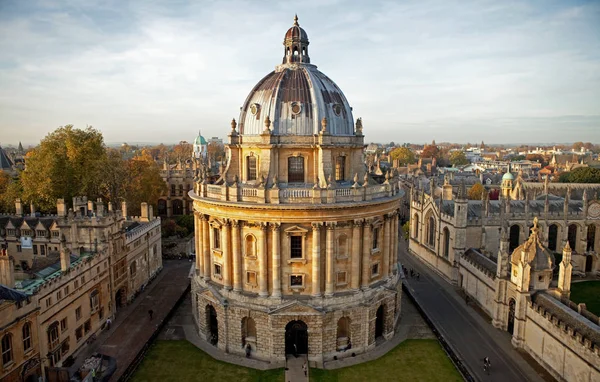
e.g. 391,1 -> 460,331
302,361 -> 307,377
483,356 -> 491,375
416,273 -> 420,281
293,343 -> 298,358
106,317 -> 112,330
148,309 -> 154,320
245,343 -> 251,358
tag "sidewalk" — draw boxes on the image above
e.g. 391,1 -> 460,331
399,238 -> 552,382
69,260 -> 192,381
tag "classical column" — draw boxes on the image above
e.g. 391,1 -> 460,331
382,216 -> 391,278
222,221 -> 232,290
258,223 -> 268,297
271,223 -> 282,298
311,223 -> 322,297
232,220 -> 242,292
195,212 -> 203,276
391,213 -> 398,273
202,216 -> 211,281
351,220 -> 362,290
325,222 -> 336,297
362,220 -> 372,288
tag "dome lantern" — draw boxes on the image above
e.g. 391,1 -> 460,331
283,15 -> 310,65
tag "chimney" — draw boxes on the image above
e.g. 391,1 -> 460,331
140,202 -> 149,222
0,248 -> 15,288
30,203 -> 36,217
121,201 -> 128,219
15,199 -> 23,216
60,247 -> 71,272
148,205 -> 154,221
57,199 -> 66,217
87,200 -> 94,216
96,198 -> 104,217
108,202 -> 113,212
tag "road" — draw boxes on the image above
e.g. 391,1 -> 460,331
398,239 -> 552,382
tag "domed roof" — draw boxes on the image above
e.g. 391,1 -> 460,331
237,16 -> 354,137
194,132 -> 207,145
502,171 -> 514,181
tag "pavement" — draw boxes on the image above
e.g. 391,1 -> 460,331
399,238 -> 554,382
285,356 -> 308,382
68,260 -> 192,381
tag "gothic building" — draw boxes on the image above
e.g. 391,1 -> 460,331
189,17 -> 402,365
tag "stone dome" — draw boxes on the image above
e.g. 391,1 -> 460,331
237,16 -> 355,137
502,171 -> 514,181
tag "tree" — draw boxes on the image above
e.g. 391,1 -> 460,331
100,149 -> 128,204
572,141 -> 584,151
525,154 -> 546,165
0,170 -> 19,212
389,147 -> 416,165
20,125 -> 106,211
207,141 -> 225,165
511,155 -> 526,161
468,183 -> 485,200
558,167 -> 600,183
170,141 -> 193,163
449,151 -> 469,166
421,144 -> 440,159
124,152 -> 167,216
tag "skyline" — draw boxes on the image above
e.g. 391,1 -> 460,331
1,0 -> 600,145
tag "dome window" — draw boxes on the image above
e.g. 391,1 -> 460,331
333,104 -> 342,116
250,103 -> 260,115
291,102 -> 302,115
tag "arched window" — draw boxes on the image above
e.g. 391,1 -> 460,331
22,322 -> 32,351
245,235 -> 256,258
443,228 -> 450,258
1,334 -> 12,366
548,224 -> 558,251
427,215 -> 436,247
337,235 -> 348,257
247,156 -> 257,181
130,262 -> 137,277
568,224 -> 578,250
288,156 -> 304,183
48,322 -> 60,350
336,317 -> 351,339
587,225 -> 596,252
241,317 -> 257,344
335,156 -> 345,181
413,214 -> 419,239
509,225 -> 520,253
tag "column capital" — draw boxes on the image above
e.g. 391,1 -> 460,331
199,214 -> 208,222
271,222 -> 281,231
353,219 -> 364,227
311,222 -> 322,230
259,222 -> 269,231
232,219 -> 240,228
326,222 -> 336,230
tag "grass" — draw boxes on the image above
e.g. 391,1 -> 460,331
570,280 -> 600,316
130,340 -> 284,382
310,339 -> 462,382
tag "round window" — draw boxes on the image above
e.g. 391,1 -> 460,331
333,104 -> 342,116
291,102 -> 302,115
250,103 -> 259,115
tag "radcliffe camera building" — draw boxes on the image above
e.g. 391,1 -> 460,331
190,16 -> 403,364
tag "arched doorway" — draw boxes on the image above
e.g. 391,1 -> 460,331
568,224 -> 578,250
157,199 -> 167,216
548,224 -> 558,251
115,288 -> 127,309
509,225 -> 520,253
206,305 -> 218,345
587,225 -> 596,252
507,299 -> 516,335
172,199 -> 183,216
375,305 -> 385,339
586,255 -> 593,272
285,320 -> 308,355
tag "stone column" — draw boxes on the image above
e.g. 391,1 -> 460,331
202,216 -> 211,281
272,223 -> 282,298
325,222 -> 336,297
258,223 -> 268,297
391,213 -> 398,273
351,220 -> 362,290
222,221 -> 232,290
232,220 -> 242,292
362,220 -> 372,288
312,223 -> 322,297
195,212 -> 203,276
382,216 -> 391,278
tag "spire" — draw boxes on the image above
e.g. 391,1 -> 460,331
293,14 -> 299,26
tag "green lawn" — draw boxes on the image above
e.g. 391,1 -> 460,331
310,339 -> 462,382
130,340 -> 284,382
570,280 -> 600,316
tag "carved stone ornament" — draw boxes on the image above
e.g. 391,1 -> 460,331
588,202 -> 600,219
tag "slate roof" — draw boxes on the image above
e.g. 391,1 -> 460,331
463,248 -> 497,277
0,284 -> 28,303
0,146 -> 14,170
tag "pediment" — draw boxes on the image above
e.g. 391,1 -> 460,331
271,301 -> 322,316
5,221 -> 16,229
284,225 -> 309,235
20,221 -> 33,230
34,221 -> 46,231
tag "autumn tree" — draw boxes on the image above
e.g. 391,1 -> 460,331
124,152 -> 167,215
207,141 -> 225,165
449,151 -> 469,166
389,147 -> 416,165
558,167 -> 600,183
100,148 -> 128,204
20,125 -> 106,211
0,170 -> 22,212
421,144 -> 440,159
468,183 -> 485,200
572,141 -> 584,151
525,154 -> 546,165
170,141 -> 193,163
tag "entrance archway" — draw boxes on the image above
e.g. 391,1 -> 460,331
285,320 -> 308,355
206,305 -> 218,345
507,298 -> 516,335
375,305 -> 385,339
172,199 -> 183,216
115,288 -> 126,309
586,255 -> 593,272
157,199 -> 167,216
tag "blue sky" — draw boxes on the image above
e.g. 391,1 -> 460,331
0,0 -> 599,145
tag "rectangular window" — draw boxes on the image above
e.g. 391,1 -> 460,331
52,231 -> 59,238
45,297 -> 52,308
246,271 -> 257,286
16,245 -> 22,252
7,229 -> 15,236
337,271 -> 347,285
290,274 -> 303,287
64,286 -> 69,296
335,156 -> 345,181
371,263 -> 379,277
74,280 -> 79,289
81,276 -> 85,284
37,230 -> 46,237
372,227 -> 379,250
60,318 -> 68,332
213,227 -> 221,249
76,326 -> 83,342
57,290 -> 62,300
290,236 -> 302,258
76,306 -> 82,321
84,320 -> 91,334
41,245 -> 45,256
171,184 -> 176,196
90,290 -> 100,312
214,263 -> 222,277
33,245 -> 38,255
288,157 -> 304,183
247,156 -> 257,181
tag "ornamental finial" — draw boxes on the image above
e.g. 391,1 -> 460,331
294,14 -> 299,26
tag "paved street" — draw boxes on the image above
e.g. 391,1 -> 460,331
398,238 -> 553,382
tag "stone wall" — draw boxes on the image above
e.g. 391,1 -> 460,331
459,260 -> 496,317
409,239 -> 456,282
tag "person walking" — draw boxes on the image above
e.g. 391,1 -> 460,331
416,272 -> 420,281
293,343 -> 298,358
483,356 -> 491,375
106,317 -> 112,330
148,309 -> 154,320
302,361 -> 307,377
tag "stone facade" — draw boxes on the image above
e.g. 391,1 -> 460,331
189,17 -> 402,366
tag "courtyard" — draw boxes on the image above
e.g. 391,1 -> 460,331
570,280 -> 600,316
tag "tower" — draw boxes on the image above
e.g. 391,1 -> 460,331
557,241 -> 572,299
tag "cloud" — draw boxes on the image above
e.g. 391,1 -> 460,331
0,0 -> 599,145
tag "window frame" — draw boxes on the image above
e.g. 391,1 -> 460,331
288,156 -> 305,183
22,323 -> 32,352
335,156 -> 346,182
247,155 -> 257,181
1,334 -> 13,366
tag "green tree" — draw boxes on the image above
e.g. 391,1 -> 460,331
526,154 -> 546,165
124,152 -> 167,215
100,148 -> 128,204
0,171 -> 22,212
572,141 -> 584,151
20,125 -> 106,211
468,183 -> 485,200
511,155 -> 526,161
449,151 -> 469,166
421,144 -> 440,159
558,167 -> 600,183
389,147 -> 416,165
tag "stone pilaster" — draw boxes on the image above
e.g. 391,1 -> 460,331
222,221 -> 232,290
312,223 -> 322,297
351,220 -> 362,290
272,223 -> 282,298
382,215 -> 391,278
362,220 -> 372,288
195,212 -> 203,276
202,216 -> 211,281
325,222 -> 336,297
232,220 -> 242,292
259,223 -> 268,297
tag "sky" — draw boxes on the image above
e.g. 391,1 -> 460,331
0,0 -> 599,146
